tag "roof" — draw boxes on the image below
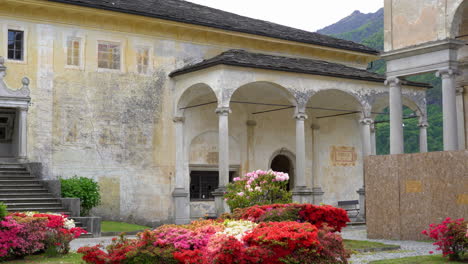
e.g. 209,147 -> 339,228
169,49 -> 431,88
47,0 -> 379,55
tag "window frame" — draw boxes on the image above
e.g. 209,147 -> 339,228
135,45 -> 151,75
4,24 -> 28,64
64,35 -> 85,70
97,40 -> 123,72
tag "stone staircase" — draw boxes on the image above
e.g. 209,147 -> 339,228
0,163 -> 92,237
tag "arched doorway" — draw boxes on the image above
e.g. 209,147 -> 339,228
270,154 -> 294,191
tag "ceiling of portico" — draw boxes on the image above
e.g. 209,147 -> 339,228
306,89 -> 363,119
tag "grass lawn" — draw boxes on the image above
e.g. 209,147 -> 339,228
101,220 -> 151,233
344,239 -> 400,252
370,255 -> 467,263
3,253 -> 83,264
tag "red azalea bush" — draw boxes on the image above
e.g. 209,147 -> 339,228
422,217 -> 467,261
0,212 -> 86,261
80,219 -> 349,264
233,203 -> 349,232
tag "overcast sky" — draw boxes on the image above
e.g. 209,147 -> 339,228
188,0 -> 383,32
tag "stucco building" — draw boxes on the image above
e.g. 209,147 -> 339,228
0,0 -> 432,226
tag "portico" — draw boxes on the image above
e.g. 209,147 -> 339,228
170,49 -> 428,223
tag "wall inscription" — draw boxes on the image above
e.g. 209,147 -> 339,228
330,146 -> 357,166
405,180 -> 422,193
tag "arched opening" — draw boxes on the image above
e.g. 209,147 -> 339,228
270,154 -> 294,191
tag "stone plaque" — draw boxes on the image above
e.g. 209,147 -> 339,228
405,180 -> 422,193
330,146 -> 357,166
456,194 -> 468,205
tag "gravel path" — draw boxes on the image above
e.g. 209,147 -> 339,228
70,226 -> 437,263
341,225 -> 437,264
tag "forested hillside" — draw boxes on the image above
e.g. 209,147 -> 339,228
317,9 -> 443,154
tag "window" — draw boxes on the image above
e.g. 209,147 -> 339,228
136,47 -> 149,74
98,41 -> 121,70
67,37 -> 81,67
0,113 -> 15,143
190,171 -> 235,201
8,30 -> 24,61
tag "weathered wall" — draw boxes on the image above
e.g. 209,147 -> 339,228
384,0 -> 466,51
365,150 -> 468,240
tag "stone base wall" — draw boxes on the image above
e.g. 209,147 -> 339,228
365,150 -> 468,240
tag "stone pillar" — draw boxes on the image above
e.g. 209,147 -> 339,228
385,77 -> 404,154
172,117 -> 190,224
246,120 -> 257,173
292,112 -> 312,204
360,117 -> 373,157
436,69 -> 459,151
213,107 -> 230,215
311,124 -> 324,204
456,87 -> 466,149
17,107 -> 28,161
370,123 -> 377,155
418,119 -> 429,153
356,188 -> 365,221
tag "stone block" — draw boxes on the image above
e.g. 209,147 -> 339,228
60,198 -> 81,217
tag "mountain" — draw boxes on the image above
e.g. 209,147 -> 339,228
317,9 -> 444,154
317,8 -> 383,44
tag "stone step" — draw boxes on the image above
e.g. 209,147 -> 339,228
4,202 -> 63,208
0,167 -> 28,172
0,171 -> 30,175
0,198 -> 60,203
0,193 -> 54,198
0,164 -> 26,169
0,180 -> 42,185
0,184 -> 44,189
0,188 -> 49,193
0,176 -> 37,180
6,207 -> 70,214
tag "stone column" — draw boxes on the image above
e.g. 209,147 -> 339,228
360,117 -> 373,157
456,87 -> 466,149
292,112 -> 312,204
311,124 -> 324,204
385,77 -> 404,154
172,117 -> 190,224
213,107 -> 230,215
370,123 -> 377,155
418,118 -> 429,153
436,69 -> 459,151
246,120 -> 257,173
17,107 -> 28,161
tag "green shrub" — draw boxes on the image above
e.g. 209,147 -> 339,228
60,176 -> 101,216
0,202 -> 7,219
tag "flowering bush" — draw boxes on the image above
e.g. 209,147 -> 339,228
80,218 -> 348,264
224,170 -> 292,210
0,212 -> 86,261
422,217 -> 467,261
231,203 -> 349,232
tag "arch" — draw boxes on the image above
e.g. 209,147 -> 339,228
450,0 -> 468,38
189,131 -> 241,165
269,148 -> 296,190
228,81 -> 297,107
174,82 -> 218,117
306,88 -> 365,118
370,93 -> 423,117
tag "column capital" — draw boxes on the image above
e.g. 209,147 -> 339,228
370,122 -> 376,132
246,120 -> 257,126
384,77 -> 401,86
311,124 -> 320,130
172,116 -> 185,123
295,112 -> 308,121
215,107 -> 231,116
436,68 -> 461,79
359,117 -> 374,125
456,86 -> 465,96
418,120 -> 429,128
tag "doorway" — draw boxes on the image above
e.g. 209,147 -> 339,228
270,154 -> 294,191
0,108 -> 17,158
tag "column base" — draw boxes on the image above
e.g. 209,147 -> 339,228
292,186 -> 313,204
172,188 -> 190,225
356,187 -> 366,222
212,187 -> 229,216
311,187 -> 325,205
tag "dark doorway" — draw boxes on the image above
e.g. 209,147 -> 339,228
270,155 -> 293,191
189,170 -> 235,201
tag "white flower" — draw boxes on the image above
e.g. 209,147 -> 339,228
218,220 -> 257,241
63,218 -> 76,229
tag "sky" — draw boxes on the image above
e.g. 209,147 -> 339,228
188,0 -> 383,32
